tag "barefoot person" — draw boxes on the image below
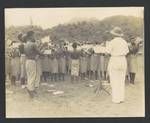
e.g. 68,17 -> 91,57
9,41 -> 21,86
24,31 -> 43,98
89,48 -> 98,80
128,37 -> 139,84
106,27 -> 129,103
18,33 -> 27,88
79,49 -> 88,80
70,42 -> 80,82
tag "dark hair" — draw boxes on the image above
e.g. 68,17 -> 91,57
26,31 -> 34,38
72,42 -> 77,49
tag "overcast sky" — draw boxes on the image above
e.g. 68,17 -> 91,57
5,7 -> 144,29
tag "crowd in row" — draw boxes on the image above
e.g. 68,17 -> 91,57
6,42 -> 110,86
5,27 -> 143,102
6,36 -> 141,88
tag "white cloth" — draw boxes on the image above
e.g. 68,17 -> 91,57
26,60 -> 37,91
106,37 -> 129,56
71,59 -> 79,76
35,57 -> 42,88
107,37 -> 129,103
108,57 -> 127,103
128,54 -> 138,73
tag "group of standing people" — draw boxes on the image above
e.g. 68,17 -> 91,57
6,26 -> 142,103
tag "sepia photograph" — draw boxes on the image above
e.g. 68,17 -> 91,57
5,7 -> 144,118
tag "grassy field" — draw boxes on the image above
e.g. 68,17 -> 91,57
6,55 -> 144,118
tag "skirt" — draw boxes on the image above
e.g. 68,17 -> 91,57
26,60 -> 37,91
104,55 -> 110,71
80,57 -> 87,73
42,56 -> 50,72
51,58 -> 58,73
90,55 -> 98,72
128,54 -> 138,73
11,57 -> 21,79
5,56 -> 11,76
48,58 -> 52,73
36,57 -> 42,76
87,57 -> 91,71
71,59 -> 79,76
58,57 -> 66,74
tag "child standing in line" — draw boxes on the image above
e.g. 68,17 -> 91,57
90,49 -> 98,80
51,50 -> 59,82
86,51 -> 91,79
48,54 -> 52,82
58,51 -> 66,81
42,54 -> 49,82
99,53 -> 105,80
70,42 -> 80,83
79,50 -> 87,80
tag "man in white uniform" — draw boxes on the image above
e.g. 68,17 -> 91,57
106,27 -> 129,103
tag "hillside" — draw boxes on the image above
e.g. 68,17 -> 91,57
5,15 -> 144,45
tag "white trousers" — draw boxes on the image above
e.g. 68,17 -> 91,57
108,56 -> 127,103
26,60 -> 37,91
71,59 -> 79,76
35,59 -> 41,88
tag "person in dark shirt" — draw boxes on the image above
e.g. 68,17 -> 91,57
18,33 -> 27,88
24,31 -> 42,98
58,46 -> 66,81
89,48 -> 98,80
79,49 -> 88,80
70,42 -> 80,83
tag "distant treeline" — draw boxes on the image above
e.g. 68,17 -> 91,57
5,15 -> 144,45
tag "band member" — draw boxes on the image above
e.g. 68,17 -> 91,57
89,48 -> 98,80
99,52 -> 105,80
86,51 -> 91,79
106,27 -> 129,103
102,38 -> 110,81
58,50 -> 66,81
128,37 -> 139,84
79,49 -> 88,80
67,51 -> 72,75
64,47 -> 70,75
70,42 -> 80,82
51,50 -> 59,82
48,54 -> 52,82
35,54 -> 42,88
10,41 -> 21,86
5,49 -> 11,82
36,41 -> 44,86
18,33 -> 27,88
24,31 -> 43,98
104,54 -> 110,81
42,54 -> 49,82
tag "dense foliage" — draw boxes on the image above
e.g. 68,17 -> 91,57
5,15 -> 143,46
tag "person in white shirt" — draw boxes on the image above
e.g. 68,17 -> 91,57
106,27 -> 129,104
